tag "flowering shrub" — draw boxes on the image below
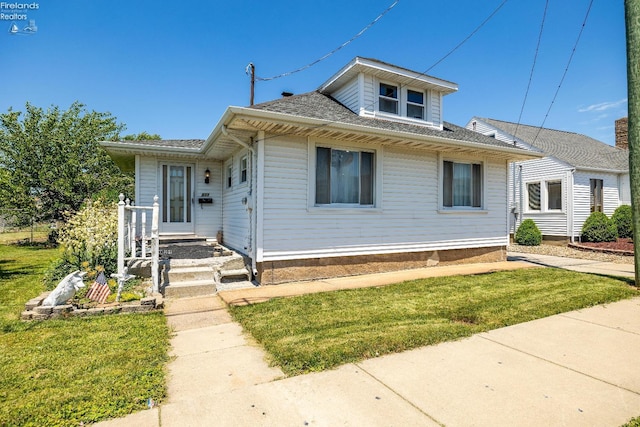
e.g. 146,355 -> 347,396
53,199 -> 118,278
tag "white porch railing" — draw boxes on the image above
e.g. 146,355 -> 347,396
117,194 -> 160,295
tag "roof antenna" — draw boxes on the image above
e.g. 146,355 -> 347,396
245,63 -> 255,106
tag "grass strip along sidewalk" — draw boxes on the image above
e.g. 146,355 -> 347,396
230,268 -> 638,376
0,244 -> 171,427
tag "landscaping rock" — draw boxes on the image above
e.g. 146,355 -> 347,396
52,305 -> 73,315
140,296 -> 156,306
20,311 -> 32,321
31,313 -> 49,321
34,306 -> 52,315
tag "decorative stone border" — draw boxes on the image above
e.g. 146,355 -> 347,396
21,292 -> 164,321
568,243 -> 634,257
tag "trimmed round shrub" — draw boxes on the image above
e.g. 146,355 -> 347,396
612,205 -> 633,239
515,219 -> 542,246
581,211 -> 617,242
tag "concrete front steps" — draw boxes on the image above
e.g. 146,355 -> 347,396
162,248 -> 255,298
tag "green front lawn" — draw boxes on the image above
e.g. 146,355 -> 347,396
0,244 -> 171,426
230,268 -> 638,376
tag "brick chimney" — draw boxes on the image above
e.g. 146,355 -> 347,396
615,117 -> 628,150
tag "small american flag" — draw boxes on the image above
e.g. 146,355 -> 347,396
85,272 -> 111,304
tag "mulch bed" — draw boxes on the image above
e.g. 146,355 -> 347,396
570,238 -> 634,256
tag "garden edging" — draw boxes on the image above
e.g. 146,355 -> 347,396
21,292 -> 164,321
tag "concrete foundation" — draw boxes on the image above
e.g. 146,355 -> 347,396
257,246 -> 505,285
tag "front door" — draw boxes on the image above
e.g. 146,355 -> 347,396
160,164 -> 194,234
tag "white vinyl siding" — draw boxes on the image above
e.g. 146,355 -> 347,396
260,137 -> 508,261
512,157 -> 569,237
135,157 -> 222,238
332,76 -> 360,114
136,156 -> 157,207
619,174 -> 631,205
573,171 -> 620,235
222,151 -> 251,254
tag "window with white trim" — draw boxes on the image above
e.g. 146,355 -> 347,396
239,155 -> 248,183
527,182 -> 541,211
406,89 -> 424,119
226,164 -> 232,188
526,180 -> 563,212
315,147 -> 374,206
442,160 -> 482,208
547,181 -> 562,210
379,83 -> 398,114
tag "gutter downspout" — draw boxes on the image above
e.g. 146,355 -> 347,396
569,168 -> 576,243
518,164 -> 523,233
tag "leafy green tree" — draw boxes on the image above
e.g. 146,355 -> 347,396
121,131 -> 161,141
0,102 -> 133,226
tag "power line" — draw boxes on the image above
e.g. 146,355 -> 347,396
422,0 -> 509,76
531,0 -> 594,145
249,0 -> 510,144
254,0 -> 400,82
514,0 -> 549,140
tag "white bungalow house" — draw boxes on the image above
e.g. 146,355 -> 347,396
102,57 -> 539,285
466,117 -> 630,242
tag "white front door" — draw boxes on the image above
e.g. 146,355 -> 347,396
160,163 -> 194,234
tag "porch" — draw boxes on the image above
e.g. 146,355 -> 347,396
116,195 -> 255,299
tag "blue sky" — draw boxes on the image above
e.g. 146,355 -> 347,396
1,0 -> 627,145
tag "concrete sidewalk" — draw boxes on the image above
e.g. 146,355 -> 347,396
96,257 -> 640,427
508,251 -> 635,279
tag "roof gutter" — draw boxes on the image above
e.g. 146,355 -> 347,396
575,166 -> 628,174
224,106 -> 543,160
100,140 -> 203,155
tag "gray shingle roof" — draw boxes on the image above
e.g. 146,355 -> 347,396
251,91 -> 520,150
110,139 -> 205,150
482,118 -> 629,171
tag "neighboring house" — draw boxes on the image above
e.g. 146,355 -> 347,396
466,117 -> 630,242
102,57 -> 538,285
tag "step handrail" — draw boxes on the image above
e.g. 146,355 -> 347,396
117,194 -> 160,295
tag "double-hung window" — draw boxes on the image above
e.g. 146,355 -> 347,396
527,182 -> 541,211
442,160 -> 482,208
379,83 -> 398,114
226,164 -> 232,188
316,147 -> 374,206
547,181 -> 562,210
239,155 -> 248,183
406,89 -> 425,119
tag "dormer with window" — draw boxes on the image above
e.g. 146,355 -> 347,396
319,57 -> 458,130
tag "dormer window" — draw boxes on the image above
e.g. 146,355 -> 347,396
407,90 -> 424,120
379,83 -> 398,114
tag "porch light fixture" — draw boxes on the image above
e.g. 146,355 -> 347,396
204,168 -> 210,184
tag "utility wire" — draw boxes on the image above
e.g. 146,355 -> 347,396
531,0 -> 594,145
254,0 -> 399,82
514,0 -> 549,140
422,0 -> 509,76
251,0 -> 510,144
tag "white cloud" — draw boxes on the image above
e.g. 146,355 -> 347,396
578,99 -> 628,113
